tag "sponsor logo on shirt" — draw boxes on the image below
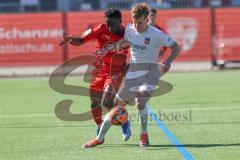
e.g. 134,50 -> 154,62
132,44 -> 146,51
144,37 -> 150,45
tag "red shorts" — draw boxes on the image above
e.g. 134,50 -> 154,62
89,72 -> 123,95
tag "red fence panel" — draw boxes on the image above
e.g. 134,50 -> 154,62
215,8 -> 240,62
0,13 -> 63,66
156,9 -> 212,61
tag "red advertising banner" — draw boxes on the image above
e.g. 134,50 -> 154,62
215,8 -> 240,62
0,13 -> 63,66
1,8 -> 239,66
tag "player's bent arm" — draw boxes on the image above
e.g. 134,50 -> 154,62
59,35 -> 84,46
165,42 -> 180,64
160,42 -> 180,74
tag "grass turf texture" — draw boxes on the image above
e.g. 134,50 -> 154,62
0,71 -> 240,160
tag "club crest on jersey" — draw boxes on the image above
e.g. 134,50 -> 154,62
111,75 -> 118,81
144,37 -> 150,44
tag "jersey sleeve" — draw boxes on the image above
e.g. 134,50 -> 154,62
155,29 -> 175,47
81,24 -> 105,43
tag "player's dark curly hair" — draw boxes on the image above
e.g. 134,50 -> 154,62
104,8 -> 122,19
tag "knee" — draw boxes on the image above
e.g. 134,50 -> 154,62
102,96 -> 114,110
91,99 -> 101,109
102,85 -> 115,109
136,97 -> 148,110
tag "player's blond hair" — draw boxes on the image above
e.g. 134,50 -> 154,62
131,3 -> 150,20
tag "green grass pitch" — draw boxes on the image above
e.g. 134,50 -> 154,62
0,71 -> 240,160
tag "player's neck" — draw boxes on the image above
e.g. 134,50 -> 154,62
137,26 -> 148,34
148,22 -> 155,26
112,26 -> 124,35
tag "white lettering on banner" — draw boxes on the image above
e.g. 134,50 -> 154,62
0,43 -> 54,54
0,28 -> 64,40
167,17 -> 199,53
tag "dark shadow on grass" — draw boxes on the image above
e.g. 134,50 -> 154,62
126,143 -> 240,148
82,143 -> 240,150
98,144 -> 171,150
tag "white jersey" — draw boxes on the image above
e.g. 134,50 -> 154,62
124,23 -> 175,64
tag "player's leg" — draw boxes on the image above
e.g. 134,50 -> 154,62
135,66 -> 160,147
135,91 -> 151,147
82,100 -> 128,148
102,79 -> 131,141
89,76 -> 105,135
101,84 -> 115,110
95,78 -> 137,143
90,95 -> 102,126
82,79 -> 136,148
96,99 -> 127,142
92,84 -> 116,144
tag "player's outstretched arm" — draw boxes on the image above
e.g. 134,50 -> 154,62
59,35 -> 84,46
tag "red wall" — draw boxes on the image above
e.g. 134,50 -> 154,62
156,9 -> 212,61
0,8 -> 239,66
67,11 -> 104,59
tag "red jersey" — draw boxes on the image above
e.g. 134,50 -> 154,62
81,23 -> 128,74
155,24 -> 166,34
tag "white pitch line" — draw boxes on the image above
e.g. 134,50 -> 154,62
0,106 -> 239,119
0,113 -> 54,118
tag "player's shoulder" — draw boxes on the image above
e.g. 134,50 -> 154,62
94,23 -> 108,31
125,23 -> 135,31
148,26 -> 167,38
148,25 -> 164,34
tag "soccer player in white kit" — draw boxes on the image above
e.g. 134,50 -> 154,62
82,3 -> 180,148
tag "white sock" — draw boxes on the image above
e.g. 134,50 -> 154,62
96,115 -> 112,142
137,107 -> 148,134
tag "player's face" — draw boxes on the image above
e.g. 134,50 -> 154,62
105,17 -> 122,34
132,16 -> 148,33
148,12 -> 156,24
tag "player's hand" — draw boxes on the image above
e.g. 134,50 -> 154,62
59,35 -> 73,46
160,60 -> 171,74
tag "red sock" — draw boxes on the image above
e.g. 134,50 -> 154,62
91,107 -> 102,127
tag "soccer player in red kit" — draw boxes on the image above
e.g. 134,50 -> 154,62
60,8 -> 131,141
148,8 -> 167,56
